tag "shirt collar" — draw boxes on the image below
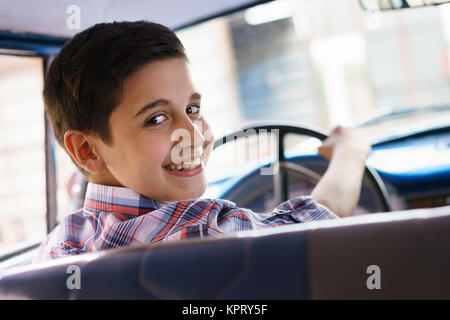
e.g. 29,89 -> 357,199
83,182 -> 167,217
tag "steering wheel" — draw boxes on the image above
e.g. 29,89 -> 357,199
213,123 -> 392,214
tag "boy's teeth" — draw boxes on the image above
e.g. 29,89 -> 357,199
167,158 -> 202,171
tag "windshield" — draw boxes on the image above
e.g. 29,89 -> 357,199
176,0 -> 450,142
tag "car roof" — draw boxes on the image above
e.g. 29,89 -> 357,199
0,0 -> 268,37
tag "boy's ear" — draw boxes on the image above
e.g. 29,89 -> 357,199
63,130 -> 106,175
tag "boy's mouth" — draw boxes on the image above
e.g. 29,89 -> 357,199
164,157 -> 201,171
163,157 -> 203,177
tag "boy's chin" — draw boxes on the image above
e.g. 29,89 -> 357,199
176,185 -> 206,201
165,180 -> 207,202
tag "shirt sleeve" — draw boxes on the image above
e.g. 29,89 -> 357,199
33,224 -> 75,263
273,196 -> 339,223
213,196 -> 339,234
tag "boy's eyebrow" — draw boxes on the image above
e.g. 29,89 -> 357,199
133,93 -> 202,119
191,93 -> 202,100
133,99 -> 168,119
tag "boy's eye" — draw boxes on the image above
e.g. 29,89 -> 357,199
186,105 -> 201,115
145,114 -> 167,126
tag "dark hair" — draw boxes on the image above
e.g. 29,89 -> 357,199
43,21 -> 187,170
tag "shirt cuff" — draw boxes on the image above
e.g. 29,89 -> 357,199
275,196 -> 339,223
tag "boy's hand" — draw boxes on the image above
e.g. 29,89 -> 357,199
311,126 -> 371,217
318,126 -> 371,162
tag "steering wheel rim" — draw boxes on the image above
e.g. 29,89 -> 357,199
213,122 -> 392,213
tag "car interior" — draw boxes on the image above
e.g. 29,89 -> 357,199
0,0 -> 449,299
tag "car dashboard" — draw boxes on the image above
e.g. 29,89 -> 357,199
206,126 -> 450,213
369,128 -> 450,210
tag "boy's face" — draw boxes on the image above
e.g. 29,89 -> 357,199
91,58 -> 214,201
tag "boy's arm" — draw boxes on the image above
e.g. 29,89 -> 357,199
310,126 -> 371,217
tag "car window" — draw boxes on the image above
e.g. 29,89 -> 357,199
0,55 -> 46,249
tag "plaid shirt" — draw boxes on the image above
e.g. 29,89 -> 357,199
34,182 -> 338,263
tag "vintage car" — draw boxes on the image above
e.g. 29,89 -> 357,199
0,0 -> 449,300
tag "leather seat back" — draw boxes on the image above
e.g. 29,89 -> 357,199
1,206 -> 449,299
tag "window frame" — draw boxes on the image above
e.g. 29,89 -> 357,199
0,32 -> 67,263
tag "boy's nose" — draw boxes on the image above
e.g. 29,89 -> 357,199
179,116 -> 205,147
171,117 -> 205,163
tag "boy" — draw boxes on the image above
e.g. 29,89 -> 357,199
34,21 -> 370,262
